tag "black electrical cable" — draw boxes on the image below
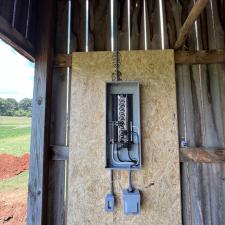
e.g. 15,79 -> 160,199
126,131 -> 139,164
127,149 -> 137,164
116,144 -> 136,164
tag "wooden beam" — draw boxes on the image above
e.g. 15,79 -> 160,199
49,145 -> 225,164
54,53 -> 72,67
180,147 -> 225,163
27,0 -> 56,224
0,15 -> 35,61
54,50 -> 225,68
174,0 -> 208,50
175,50 -> 225,64
50,146 -> 69,161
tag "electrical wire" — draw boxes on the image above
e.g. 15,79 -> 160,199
110,170 -> 113,194
127,149 -> 137,164
116,146 -> 136,164
111,143 -> 135,166
128,170 -> 133,192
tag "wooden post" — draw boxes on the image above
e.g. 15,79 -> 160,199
27,0 -> 55,224
47,0 -> 70,224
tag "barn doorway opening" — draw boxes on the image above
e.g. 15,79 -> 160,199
0,38 -> 34,224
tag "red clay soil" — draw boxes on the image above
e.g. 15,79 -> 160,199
0,189 -> 27,225
0,154 -> 29,225
0,201 -> 26,225
0,154 -> 29,180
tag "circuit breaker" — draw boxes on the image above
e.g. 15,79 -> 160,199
105,81 -> 141,170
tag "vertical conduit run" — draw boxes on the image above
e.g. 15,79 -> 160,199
110,0 -> 116,199
176,0 -> 187,143
85,0 -> 89,52
127,0 -> 131,51
66,0 -> 72,145
143,0 -> 147,50
25,0 -> 31,39
12,0 -> 17,27
65,1 -> 72,224
159,0 -> 165,50
192,0 -> 206,144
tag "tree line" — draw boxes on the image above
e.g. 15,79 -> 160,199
0,98 -> 32,117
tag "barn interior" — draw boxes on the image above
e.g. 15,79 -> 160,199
0,0 -> 225,225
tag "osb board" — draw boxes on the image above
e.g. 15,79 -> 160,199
68,50 -> 181,225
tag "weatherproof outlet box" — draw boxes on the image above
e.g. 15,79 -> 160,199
123,189 -> 141,215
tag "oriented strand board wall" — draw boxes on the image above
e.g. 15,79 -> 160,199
68,50 -> 181,225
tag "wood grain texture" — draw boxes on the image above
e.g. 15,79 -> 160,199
0,15 -> 34,61
180,147 -> 225,163
47,1 -> 69,225
176,1 -> 225,224
27,0 -> 55,224
174,0 -> 209,49
175,50 -> 225,64
54,50 -> 225,68
68,50 -> 181,225
54,54 -> 72,67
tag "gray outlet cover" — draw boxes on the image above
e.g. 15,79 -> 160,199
105,193 -> 115,212
123,189 -> 141,215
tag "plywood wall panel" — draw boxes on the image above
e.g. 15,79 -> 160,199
68,50 -> 181,225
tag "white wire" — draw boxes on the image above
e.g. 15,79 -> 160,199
127,0 -> 131,51
111,0 -> 114,51
143,0 -> 147,50
85,0 -> 89,52
159,0 -> 165,50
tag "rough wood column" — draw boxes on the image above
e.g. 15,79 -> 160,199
27,0 -> 56,224
47,0 -> 69,224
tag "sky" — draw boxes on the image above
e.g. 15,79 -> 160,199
0,39 -> 34,102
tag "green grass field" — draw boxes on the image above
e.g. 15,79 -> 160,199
0,116 -> 31,193
0,171 -> 29,192
0,116 -> 31,156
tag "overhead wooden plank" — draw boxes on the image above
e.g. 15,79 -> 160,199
54,53 -> 72,67
50,145 -> 225,164
174,0 -> 208,49
180,147 -> 225,163
0,15 -> 34,61
54,50 -> 225,68
0,0 -> 14,23
175,50 -> 225,64
27,0 -> 56,224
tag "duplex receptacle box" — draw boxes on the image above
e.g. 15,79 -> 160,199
105,193 -> 115,212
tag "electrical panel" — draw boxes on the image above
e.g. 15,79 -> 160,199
105,81 -> 141,170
